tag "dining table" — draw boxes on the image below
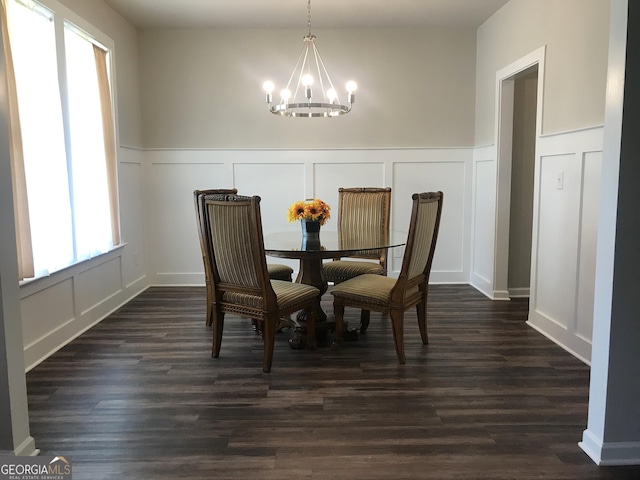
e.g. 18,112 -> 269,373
264,228 -> 406,348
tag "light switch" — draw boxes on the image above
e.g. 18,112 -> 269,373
556,171 -> 564,190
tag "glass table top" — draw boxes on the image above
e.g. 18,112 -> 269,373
263,229 -> 406,260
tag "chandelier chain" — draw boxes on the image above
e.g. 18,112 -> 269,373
307,0 -> 312,36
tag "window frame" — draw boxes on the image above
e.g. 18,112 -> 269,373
12,0 -> 121,284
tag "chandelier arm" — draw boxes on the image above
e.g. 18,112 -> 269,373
311,43 -> 326,103
294,45 -> 312,103
313,44 -> 338,98
285,42 -> 309,94
311,42 -> 339,105
281,43 -> 309,103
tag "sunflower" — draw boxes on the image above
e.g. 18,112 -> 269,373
287,198 -> 331,225
287,201 -> 308,222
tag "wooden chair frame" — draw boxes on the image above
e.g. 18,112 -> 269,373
194,189 -> 293,326
198,193 -> 318,372
194,189 -> 238,327
332,192 -> 443,364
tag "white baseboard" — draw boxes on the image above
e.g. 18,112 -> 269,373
508,287 -> 530,298
580,429 -> 640,465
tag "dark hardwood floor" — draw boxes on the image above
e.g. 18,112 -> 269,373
26,285 -> 640,479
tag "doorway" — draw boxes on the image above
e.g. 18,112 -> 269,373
507,67 -> 538,298
493,47 -> 545,302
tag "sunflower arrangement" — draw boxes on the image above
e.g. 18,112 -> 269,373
287,198 -> 331,226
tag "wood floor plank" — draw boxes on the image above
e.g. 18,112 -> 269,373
26,285 -> 640,479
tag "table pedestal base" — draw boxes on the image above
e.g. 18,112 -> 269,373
288,307 -> 359,349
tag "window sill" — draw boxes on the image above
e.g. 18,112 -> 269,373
19,243 -> 128,297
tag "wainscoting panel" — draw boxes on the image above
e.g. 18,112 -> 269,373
235,162 -> 307,234
526,127 -> 603,364
470,127 -> 602,364
76,256 -> 123,316
314,162 -> 385,210
393,159 -> 470,280
532,153 -> 582,328
20,247 -> 147,371
470,147 -> 497,297
149,161 -> 228,283
21,278 -> 75,354
147,148 -> 471,284
118,157 -> 146,288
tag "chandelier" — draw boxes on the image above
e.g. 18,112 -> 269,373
262,0 -> 357,118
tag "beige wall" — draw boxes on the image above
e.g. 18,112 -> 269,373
138,27 -> 477,149
475,0 -> 610,145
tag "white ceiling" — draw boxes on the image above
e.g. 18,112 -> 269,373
102,0 -> 510,29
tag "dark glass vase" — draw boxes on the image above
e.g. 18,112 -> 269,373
301,219 -> 321,235
301,219 -> 321,250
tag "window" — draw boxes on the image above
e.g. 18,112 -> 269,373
7,0 -> 119,279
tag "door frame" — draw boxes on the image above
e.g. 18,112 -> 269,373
492,46 -> 546,300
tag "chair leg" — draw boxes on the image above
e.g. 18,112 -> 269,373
360,309 -> 371,333
332,303 -> 345,351
206,281 -> 214,326
211,310 -> 225,358
262,313 -> 278,373
416,299 -> 428,345
390,308 -> 406,364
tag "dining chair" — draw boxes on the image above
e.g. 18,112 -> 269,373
194,189 -> 294,326
198,192 -> 319,372
331,191 -> 443,364
323,187 -> 391,332
324,187 -> 392,282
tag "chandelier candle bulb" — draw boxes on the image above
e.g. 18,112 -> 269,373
263,80 -> 274,104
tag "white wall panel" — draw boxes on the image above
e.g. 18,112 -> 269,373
393,160 -> 468,278
470,156 -> 497,295
150,162 -> 228,280
21,279 -> 75,349
118,150 -> 146,287
472,128 -> 602,363
314,163 -> 386,221
235,163 -> 306,234
146,148 -> 470,284
235,162 -> 306,274
525,127 -> 603,364
533,154 -> 581,326
76,257 -> 123,315
20,247 -> 146,370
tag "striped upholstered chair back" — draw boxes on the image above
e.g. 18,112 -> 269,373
194,189 -> 237,325
202,194 -> 270,295
194,189 -> 293,326
391,191 -> 443,303
324,187 -> 392,290
337,187 -> 391,263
